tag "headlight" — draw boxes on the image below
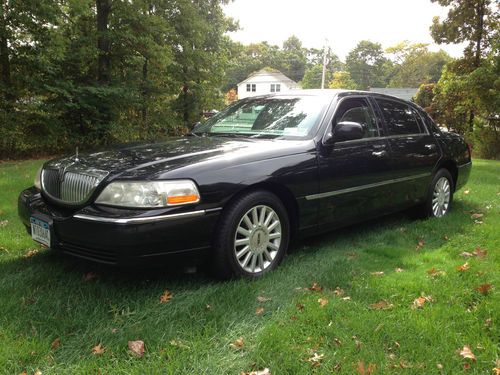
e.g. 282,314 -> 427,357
34,166 -> 43,190
95,180 -> 200,208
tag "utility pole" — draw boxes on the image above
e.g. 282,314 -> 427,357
320,41 -> 328,89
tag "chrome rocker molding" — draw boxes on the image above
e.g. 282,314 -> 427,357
74,207 -> 222,224
305,172 -> 432,201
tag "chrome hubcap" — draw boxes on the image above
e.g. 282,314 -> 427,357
234,205 -> 281,273
432,177 -> 451,217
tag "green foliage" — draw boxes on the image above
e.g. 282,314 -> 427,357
414,83 -> 436,110
328,71 -> 357,90
345,40 -> 392,89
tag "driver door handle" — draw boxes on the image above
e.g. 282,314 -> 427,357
372,150 -> 388,157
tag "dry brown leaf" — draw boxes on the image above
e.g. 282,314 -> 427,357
230,337 -> 245,350
92,343 -> 105,355
457,262 -> 470,272
83,272 -> 98,282
356,361 -> 376,375
257,296 -> 272,302
128,340 -> 145,357
306,352 -> 324,367
493,367 -> 500,375
370,271 -> 384,276
416,239 -> 425,251
51,337 -> 60,350
296,303 -> 305,311
0,220 -> 8,227
159,290 -> 173,303
318,298 -> 328,307
342,296 -> 351,301
471,213 -> 483,219
18,372 -> 28,375
240,368 -> 271,375
395,267 -> 404,273
473,247 -> 487,258
484,318 -> 492,327
370,300 -> 394,310
458,345 -> 476,361
427,267 -> 446,277
333,287 -> 344,296
460,251 -> 474,258
255,307 -> 264,315
24,249 -> 38,258
411,295 -> 432,309
475,284 -> 493,295
34,371 -> 42,375
308,282 -> 323,292
443,235 -> 449,241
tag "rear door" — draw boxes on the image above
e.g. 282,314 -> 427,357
314,95 -> 394,228
371,97 -> 440,208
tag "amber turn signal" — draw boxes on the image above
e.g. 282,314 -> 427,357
167,194 -> 200,205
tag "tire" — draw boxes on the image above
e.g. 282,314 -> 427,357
212,190 -> 290,279
421,168 -> 454,218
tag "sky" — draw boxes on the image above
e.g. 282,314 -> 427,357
223,0 -> 466,59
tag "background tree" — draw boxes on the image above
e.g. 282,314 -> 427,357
328,71 -> 357,89
345,40 -> 392,89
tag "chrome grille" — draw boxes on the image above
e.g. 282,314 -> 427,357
41,167 -> 108,205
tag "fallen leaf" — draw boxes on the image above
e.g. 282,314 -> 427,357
0,220 -> 8,227
416,239 -> 425,251
257,296 -> 272,302
240,368 -> 271,375
342,296 -> 351,301
427,267 -> 446,277
458,345 -> 476,361
471,213 -> 483,219
369,300 -> 394,310
370,271 -> 384,276
463,189 -> 470,194
356,361 -> 376,374
457,262 -> 470,272
230,337 -> 244,350
128,340 -> 145,357
83,272 -> 98,282
443,235 -> 449,241
51,337 -> 61,350
159,290 -> 173,303
306,352 -> 324,367
92,343 -> 105,355
399,360 -> 411,369
24,249 -> 38,258
296,303 -> 305,311
333,287 -> 344,296
460,251 -> 474,258
412,295 -> 432,309
34,371 -> 42,375
473,247 -> 487,258
475,284 -> 493,295
474,220 -> 483,224
395,267 -> 404,273
308,282 -> 323,292
255,307 -> 264,315
493,367 -> 500,375
318,298 -> 328,307
332,363 -> 342,371
437,363 -> 443,370
18,372 -> 27,375
484,318 -> 492,327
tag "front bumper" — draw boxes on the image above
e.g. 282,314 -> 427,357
18,187 -> 221,267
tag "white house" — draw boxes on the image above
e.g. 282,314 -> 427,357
237,68 -> 301,99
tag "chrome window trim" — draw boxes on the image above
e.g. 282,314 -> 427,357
305,172 -> 431,201
73,207 -> 222,224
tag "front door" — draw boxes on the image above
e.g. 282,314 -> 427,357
314,96 -> 394,228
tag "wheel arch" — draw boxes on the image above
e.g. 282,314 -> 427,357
437,160 -> 458,191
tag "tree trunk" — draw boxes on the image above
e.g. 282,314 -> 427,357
474,0 -> 485,68
141,57 -> 148,137
0,1 -> 13,102
96,0 -> 111,83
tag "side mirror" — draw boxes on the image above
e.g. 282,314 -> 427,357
191,121 -> 202,131
329,121 -> 364,143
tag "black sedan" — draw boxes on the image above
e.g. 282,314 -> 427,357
18,90 -> 472,278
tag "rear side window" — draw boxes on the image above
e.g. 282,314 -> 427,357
375,98 -> 423,136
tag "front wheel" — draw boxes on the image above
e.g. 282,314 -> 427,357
424,169 -> 454,218
212,190 -> 290,279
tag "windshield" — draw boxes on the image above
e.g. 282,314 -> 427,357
193,96 -> 330,139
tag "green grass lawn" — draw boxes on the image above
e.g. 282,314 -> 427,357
0,159 -> 498,374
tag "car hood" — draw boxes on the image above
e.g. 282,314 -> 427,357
45,136 -> 313,180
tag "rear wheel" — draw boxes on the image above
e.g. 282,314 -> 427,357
423,169 -> 454,218
212,190 -> 290,279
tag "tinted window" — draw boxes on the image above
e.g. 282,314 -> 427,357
375,99 -> 423,135
334,98 -> 379,139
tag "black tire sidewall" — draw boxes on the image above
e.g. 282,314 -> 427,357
425,169 -> 454,218
213,190 -> 290,279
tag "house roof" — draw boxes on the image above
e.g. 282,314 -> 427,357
238,68 -> 299,87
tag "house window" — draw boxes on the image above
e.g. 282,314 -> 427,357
270,84 -> 281,93
251,84 -> 256,92
246,84 -> 251,92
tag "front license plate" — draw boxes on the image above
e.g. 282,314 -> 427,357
30,217 -> 51,247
